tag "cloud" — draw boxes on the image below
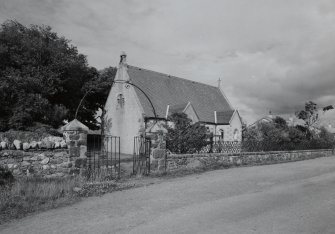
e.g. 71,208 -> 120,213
1,0 -> 335,124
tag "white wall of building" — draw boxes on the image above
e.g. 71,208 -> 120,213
104,66 -> 144,155
205,111 -> 242,142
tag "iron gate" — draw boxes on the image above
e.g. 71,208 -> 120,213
87,135 -> 121,180
133,136 -> 151,175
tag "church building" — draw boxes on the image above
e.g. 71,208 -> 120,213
104,53 -> 242,154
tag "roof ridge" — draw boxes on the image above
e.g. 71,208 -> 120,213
127,65 -> 219,89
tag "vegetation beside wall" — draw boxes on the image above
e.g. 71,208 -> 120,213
166,113 -> 209,154
0,175 -> 83,224
243,116 -> 335,152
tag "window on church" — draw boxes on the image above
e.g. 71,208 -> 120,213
219,129 -> 224,141
233,129 -> 239,141
117,94 -> 125,108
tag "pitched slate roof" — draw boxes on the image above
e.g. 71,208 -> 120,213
216,110 -> 235,124
169,103 -> 189,114
127,65 -> 232,123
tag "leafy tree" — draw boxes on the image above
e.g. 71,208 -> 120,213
323,105 -> 334,112
0,20 -> 115,130
166,112 -> 209,153
273,116 -> 288,129
243,115 -> 335,151
74,67 -> 116,129
295,101 -> 335,140
296,101 -> 319,131
316,126 -> 334,147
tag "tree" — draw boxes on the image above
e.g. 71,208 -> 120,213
0,20 -> 114,130
323,105 -> 334,112
295,101 -> 335,140
74,67 -> 116,129
273,116 -> 288,129
166,112 -> 209,153
296,101 -> 319,131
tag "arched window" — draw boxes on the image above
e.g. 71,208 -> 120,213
233,129 -> 239,141
117,94 -> 125,108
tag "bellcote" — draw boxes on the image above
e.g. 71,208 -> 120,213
115,51 -> 130,81
119,51 -> 127,66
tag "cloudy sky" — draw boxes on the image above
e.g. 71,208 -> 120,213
1,0 -> 335,124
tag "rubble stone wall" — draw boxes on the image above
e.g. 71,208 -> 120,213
0,149 -> 80,178
167,149 -> 334,172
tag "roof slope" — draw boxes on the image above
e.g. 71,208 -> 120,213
127,65 -> 232,123
169,103 -> 189,114
217,110 -> 235,124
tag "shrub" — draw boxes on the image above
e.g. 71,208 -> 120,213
0,125 -> 62,144
0,166 -> 14,187
166,113 -> 209,153
242,120 -> 335,152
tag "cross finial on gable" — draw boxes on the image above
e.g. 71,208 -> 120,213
218,78 -> 222,88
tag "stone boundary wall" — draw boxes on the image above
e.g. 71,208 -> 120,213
167,149 -> 334,172
0,149 -> 82,178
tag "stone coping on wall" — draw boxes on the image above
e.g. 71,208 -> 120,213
0,149 -> 69,158
169,149 -> 334,158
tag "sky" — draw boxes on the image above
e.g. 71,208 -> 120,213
1,0 -> 335,124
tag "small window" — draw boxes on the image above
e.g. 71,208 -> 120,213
117,94 -> 125,108
233,129 -> 239,141
219,129 -> 224,140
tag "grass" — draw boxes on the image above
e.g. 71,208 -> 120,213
0,176 -> 84,224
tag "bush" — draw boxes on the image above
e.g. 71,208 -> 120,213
0,166 -> 14,187
166,113 -> 209,153
0,125 -> 62,144
242,121 -> 335,152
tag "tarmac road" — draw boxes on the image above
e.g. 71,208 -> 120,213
2,156 -> 335,234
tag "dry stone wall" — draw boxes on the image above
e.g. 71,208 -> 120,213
0,149 -> 83,178
167,149 -> 334,172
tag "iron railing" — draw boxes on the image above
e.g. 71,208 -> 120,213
170,140 -> 335,154
87,135 -> 120,180
133,136 -> 151,175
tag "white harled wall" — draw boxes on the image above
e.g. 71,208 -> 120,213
104,65 -> 144,155
205,111 -> 242,142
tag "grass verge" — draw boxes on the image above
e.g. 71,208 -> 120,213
0,176 -> 83,224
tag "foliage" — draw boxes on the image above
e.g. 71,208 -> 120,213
0,166 -> 14,187
0,20 -> 116,130
295,101 -> 335,140
0,126 -> 62,143
0,176 -> 83,224
323,105 -> 334,112
243,116 -> 335,151
296,101 -> 319,131
79,67 -> 116,129
166,112 -> 209,153
273,116 -> 288,129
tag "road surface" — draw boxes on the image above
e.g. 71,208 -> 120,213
2,156 -> 335,234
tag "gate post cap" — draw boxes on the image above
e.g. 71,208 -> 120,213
60,119 -> 89,133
